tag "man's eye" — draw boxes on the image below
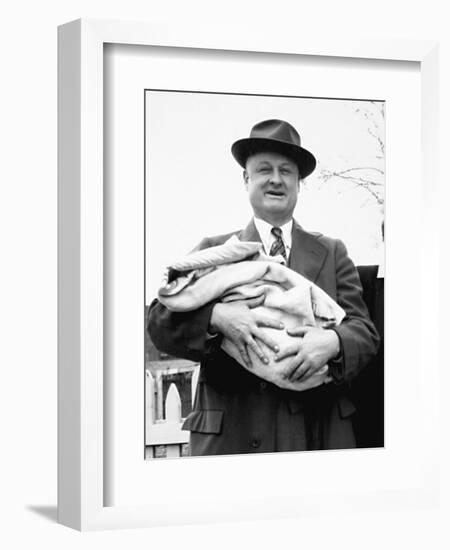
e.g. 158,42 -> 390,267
258,168 -> 271,173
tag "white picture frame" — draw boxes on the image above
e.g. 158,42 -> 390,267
58,18 -> 439,531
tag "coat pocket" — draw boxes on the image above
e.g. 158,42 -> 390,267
182,409 -> 224,434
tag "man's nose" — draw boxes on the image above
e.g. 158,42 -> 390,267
270,169 -> 283,184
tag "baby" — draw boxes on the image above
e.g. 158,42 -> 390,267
158,236 -> 345,391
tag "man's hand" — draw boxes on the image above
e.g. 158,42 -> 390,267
209,298 -> 284,368
274,326 -> 340,382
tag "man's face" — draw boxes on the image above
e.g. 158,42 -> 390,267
244,152 -> 301,225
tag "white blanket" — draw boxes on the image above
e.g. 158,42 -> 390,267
158,237 -> 345,391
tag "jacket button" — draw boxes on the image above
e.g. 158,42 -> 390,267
251,438 -> 261,449
260,381 -> 267,390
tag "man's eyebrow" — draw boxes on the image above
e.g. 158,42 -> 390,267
253,159 -> 296,169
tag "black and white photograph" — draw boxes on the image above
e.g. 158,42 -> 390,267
2,0 -> 447,542
144,90 -> 385,459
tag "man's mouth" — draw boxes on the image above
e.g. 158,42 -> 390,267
265,190 -> 285,198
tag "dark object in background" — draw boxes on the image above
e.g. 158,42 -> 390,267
352,265 -> 384,448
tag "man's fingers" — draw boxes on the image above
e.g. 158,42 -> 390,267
287,325 -> 313,337
288,362 -> 312,381
238,344 -> 252,369
274,343 -> 301,362
245,337 -> 269,365
282,354 -> 304,379
245,294 -> 266,309
254,332 -> 281,354
255,315 -> 284,330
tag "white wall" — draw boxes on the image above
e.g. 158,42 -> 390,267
1,1 -> 449,548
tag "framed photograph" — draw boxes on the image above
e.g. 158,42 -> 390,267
58,19 -> 439,530
143,90 -> 385,459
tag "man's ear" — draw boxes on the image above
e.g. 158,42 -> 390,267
297,178 -> 302,193
243,170 -> 249,188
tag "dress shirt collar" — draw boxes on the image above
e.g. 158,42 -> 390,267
253,217 -> 293,256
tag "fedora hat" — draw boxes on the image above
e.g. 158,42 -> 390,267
231,119 -> 316,179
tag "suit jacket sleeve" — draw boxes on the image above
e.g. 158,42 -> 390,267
147,237 -> 222,363
330,239 -> 380,382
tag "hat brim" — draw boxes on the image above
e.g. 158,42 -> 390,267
231,137 -> 316,179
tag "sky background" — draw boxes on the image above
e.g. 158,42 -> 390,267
145,91 -> 385,301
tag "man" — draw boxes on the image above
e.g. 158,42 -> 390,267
148,119 -> 379,456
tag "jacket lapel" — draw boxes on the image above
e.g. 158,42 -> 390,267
240,219 -> 262,243
240,219 -> 328,283
289,221 -> 328,283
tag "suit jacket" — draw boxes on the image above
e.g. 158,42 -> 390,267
147,220 -> 379,455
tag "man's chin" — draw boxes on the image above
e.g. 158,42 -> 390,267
262,200 -> 287,213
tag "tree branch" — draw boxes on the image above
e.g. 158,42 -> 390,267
318,170 -> 384,205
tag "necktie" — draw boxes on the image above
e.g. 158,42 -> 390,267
269,227 -> 287,262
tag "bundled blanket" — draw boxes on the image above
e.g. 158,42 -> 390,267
158,237 -> 346,391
